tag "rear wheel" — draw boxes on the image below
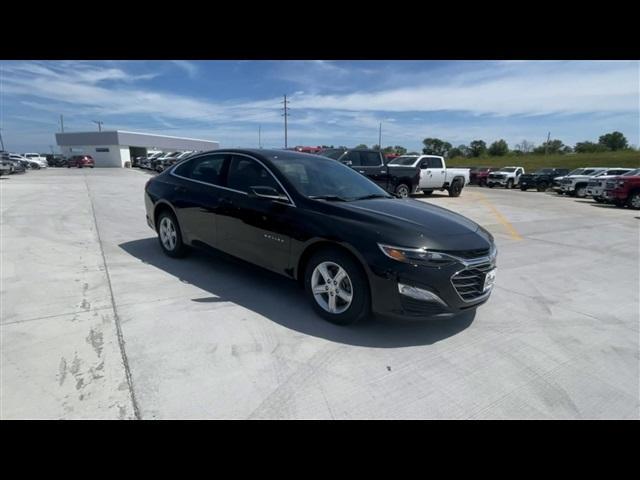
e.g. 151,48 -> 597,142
422,190 -> 433,196
304,249 -> 370,325
395,183 -> 410,198
520,185 -> 527,191
506,179 -> 514,189
575,185 -> 587,198
448,180 -> 463,197
157,210 -> 188,258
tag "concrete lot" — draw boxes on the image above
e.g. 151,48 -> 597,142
1,168 -> 638,419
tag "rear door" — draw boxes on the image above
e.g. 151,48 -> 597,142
169,153 -> 228,248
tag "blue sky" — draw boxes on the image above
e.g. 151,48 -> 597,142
1,60 -> 638,153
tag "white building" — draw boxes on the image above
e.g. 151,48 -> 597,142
55,130 -> 220,167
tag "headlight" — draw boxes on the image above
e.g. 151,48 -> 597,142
616,180 -> 627,187
378,244 -> 458,267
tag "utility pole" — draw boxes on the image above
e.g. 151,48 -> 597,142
259,125 -> 262,149
60,114 -> 64,133
92,120 -> 103,132
281,95 -> 290,149
378,122 -> 382,149
545,131 -> 551,155
0,128 -> 5,151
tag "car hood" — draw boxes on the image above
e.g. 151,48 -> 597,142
322,198 -> 492,250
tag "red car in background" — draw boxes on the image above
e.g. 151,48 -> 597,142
602,171 -> 640,209
67,155 -> 95,168
294,146 -> 323,154
470,167 -> 498,186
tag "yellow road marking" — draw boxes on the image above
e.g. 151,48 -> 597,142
472,192 -> 524,241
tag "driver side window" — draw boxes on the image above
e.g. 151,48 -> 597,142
227,156 -> 283,194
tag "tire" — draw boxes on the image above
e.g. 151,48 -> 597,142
520,185 -> 527,191
157,210 -> 188,258
614,200 -> 625,208
422,190 -> 433,196
627,192 -> 640,210
304,248 -> 370,325
575,185 -> 587,198
594,197 -> 605,203
537,181 -> 549,192
506,179 -> 514,189
395,183 -> 410,198
67,165 -> 70,168
448,180 -> 462,197
487,183 -> 494,188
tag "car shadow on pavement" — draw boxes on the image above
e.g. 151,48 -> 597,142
119,238 -> 475,348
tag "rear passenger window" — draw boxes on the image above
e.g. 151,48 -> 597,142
360,151 -> 382,166
174,155 -> 226,185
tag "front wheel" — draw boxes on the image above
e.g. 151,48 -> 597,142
537,181 -> 549,192
304,249 -> 370,325
422,190 -> 433,196
506,179 -> 514,189
575,185 -> 587,198
395,183 -> 410,198
520,185 -> 527,191
157,210 -> 189,258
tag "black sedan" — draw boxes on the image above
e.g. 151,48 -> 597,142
144,149 -> 497,325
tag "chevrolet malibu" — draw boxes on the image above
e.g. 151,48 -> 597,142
144,149 -> 497,325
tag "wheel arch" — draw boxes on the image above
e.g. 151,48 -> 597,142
153,200 -> 179,232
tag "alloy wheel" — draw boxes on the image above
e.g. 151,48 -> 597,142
311,261 -> 353,314
159,217 -> 177,251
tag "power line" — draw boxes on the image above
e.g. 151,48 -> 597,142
92,120 -> 103,132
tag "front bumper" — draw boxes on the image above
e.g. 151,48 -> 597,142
586,186 -> 604,197
560,183 -> 575,192
602,188 -> 626,202
367,255 -> 497,319
486,177 -> 508,186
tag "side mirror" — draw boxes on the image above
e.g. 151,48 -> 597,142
249,186 -> 290,203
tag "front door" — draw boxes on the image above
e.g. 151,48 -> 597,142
217,155 -> 294,274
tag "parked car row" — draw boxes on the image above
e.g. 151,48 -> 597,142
1,151 -> 39,175
466,162 -> 640,209
134,150 -> 199,172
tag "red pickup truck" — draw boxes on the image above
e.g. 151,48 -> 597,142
602,171 -> 640,209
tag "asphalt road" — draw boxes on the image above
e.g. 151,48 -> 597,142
1,168 -> 638,419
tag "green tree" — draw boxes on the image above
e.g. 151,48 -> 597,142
393,145 -> 407,155
514,140 -> 535,153
422,138 -> 452,156
372,144 -> 381,150
448,147 -> 464,158
469,140 -> 487,157
534,139 -> 565,154
488,139 -> 509,156
354,144 -> 368,149
574,141 -> 601,153
598,131 -> 628,151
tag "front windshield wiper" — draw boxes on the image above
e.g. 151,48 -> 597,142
308,195 -> 348,202
352,193 -> 393,201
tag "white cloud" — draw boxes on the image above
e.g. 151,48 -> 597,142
171,60 -> 199,78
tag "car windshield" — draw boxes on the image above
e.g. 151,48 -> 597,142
270,154 -> 390,201
584,169 -> 604,175
623,169 -> 640,176
567,169 -> 584,176
499,167 -> 517,172
387,156 -> 418,166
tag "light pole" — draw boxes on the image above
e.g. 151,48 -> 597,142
92,120 -> 103,132
0,128 -> 5,151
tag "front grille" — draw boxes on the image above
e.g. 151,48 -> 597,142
439,248 -> 490,259
561,178 -> 573,184
488,174 -> 504,179
451,262 -> 494,302
588,180 -> 600,187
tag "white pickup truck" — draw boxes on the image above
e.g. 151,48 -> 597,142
486,166 -> 525,188
386,154 -> 470,197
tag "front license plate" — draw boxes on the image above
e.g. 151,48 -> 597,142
483,269 -> 496,292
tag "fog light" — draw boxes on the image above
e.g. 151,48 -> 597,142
398,283 -> 448,306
